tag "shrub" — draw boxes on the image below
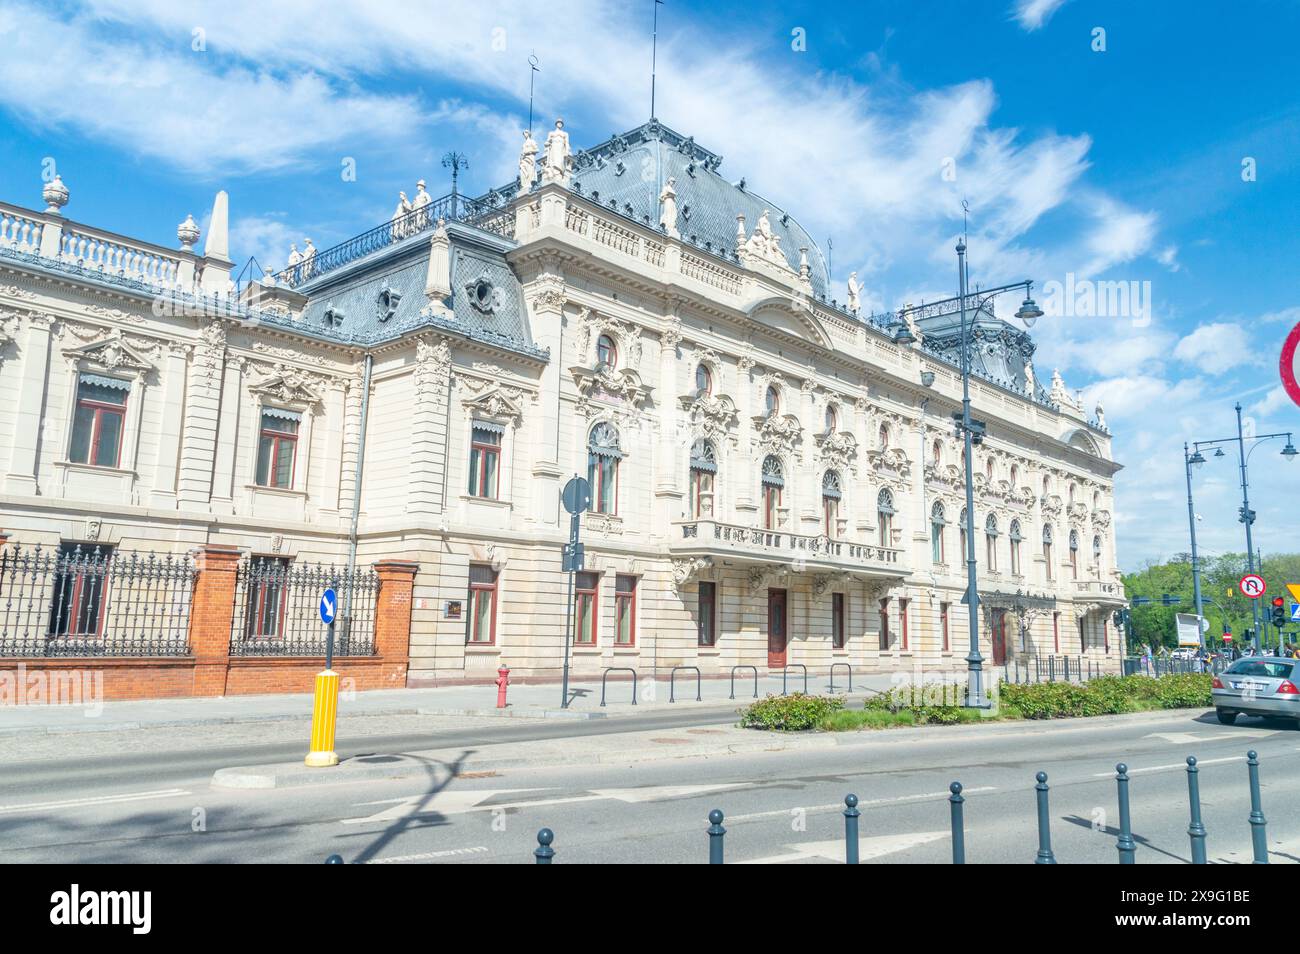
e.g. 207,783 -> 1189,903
998,673 -> 1211,719
739,693 -> 845,731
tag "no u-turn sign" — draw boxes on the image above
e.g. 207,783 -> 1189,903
1282,319 -> 1300,409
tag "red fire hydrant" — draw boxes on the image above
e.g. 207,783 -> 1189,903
495,664 -> 510,709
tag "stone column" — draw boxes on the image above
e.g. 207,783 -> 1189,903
528,276 -> 566,527
407,337 -> 450,518
208,354 -> 244,514
316,381 -> 347,520
177,320 -> 226,506
653,317 -> 683,528
4,314 -> 52,495
149,343 -> 190,508
189,545 -> 242,696
337,368 -> 365,519
735,353 -> 756,514
798,378 -> 819,532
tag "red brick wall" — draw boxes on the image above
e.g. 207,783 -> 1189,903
0,537 -> 417,703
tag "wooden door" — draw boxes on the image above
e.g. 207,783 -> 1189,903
767,588 -> 788,668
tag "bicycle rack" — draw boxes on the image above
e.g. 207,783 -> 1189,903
730,665 -> 758,700
781,663 -> 808,696
828,662 -> 853,694
669,666 -> 702,703
600,667 -> 638,707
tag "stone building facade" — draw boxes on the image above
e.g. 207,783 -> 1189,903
0,119 -> 1125,694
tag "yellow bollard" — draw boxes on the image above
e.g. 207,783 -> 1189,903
304,669 -> 340,767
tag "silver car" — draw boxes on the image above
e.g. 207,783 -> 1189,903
1212,656 -> 1300,726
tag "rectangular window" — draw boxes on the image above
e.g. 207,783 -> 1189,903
1010,539 -> 1021,575
763,484 -> 781,529
689,468 -> 714,519
574,572 -> 599,645
614,574 -> 636,646
69,375 -> 128,468
255,409 -> 300,489
1044,543 -> 1053,581
468,564 -> 498,644
467,425 -> 503,499
878,598 -> 890,650
986,536 -> 997,572
698,581 -> 717,646
244,556 -> 289,640
588,455 -> 618,515
878,512 -> 892,548
48,544 -> 113,637
823,497 -> 839,538
832,592 -> 846,649
1053,611 -> 1060,653
931,523 -> 944,564
940,602 -> 950,652
899,597 -> 910,651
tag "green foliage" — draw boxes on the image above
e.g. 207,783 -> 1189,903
998,673 -> 1211,719
738,693 -> 845,731
820,708 -> 916,731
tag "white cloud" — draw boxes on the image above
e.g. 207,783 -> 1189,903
1172,322 -> 1259,374
1155,245 -> 1180,272
1012,0 -> 1071,31
1261,305 -> 1300,325
1249,385 -> 1292,419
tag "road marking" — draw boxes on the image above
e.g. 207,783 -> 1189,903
0,788 -> 192,815
342,788 -> 549,825
366,846 -> 491,864
590,783 -> 752,803
737,831 -> 948,864
1092,756 -> 1242,777
1145,730 -> 1272,744
725,787 -> 996,824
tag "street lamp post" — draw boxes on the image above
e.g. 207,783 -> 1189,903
1187,407 -> 1295,652
1184,443 -> 1207,652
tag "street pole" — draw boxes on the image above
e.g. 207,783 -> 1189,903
1183,443 -> 1206,652
1235,403 -> 1262,652
957,240 -> 986,707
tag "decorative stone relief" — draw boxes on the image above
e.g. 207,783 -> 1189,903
413,336 -> 452,398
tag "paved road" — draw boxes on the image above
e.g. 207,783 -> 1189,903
2,708 -> 1297,864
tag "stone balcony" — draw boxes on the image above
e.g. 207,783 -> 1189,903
669,518 -> 907,579
1073,578 -> 1127,606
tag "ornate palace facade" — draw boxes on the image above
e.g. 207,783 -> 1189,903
0,119 -> 1125,691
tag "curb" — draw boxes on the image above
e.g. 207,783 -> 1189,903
416,706 -> 606,720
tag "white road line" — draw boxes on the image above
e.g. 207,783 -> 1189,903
366,846 -> 491,863
726,787 -> 996,823
0,788 -> 192,815
1091,756 -> 1242,778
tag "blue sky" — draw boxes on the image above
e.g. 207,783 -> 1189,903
1,0 -> 1296,569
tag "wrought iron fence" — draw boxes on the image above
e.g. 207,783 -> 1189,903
229,557 -> 378,656
1123,654 -> 1228,676
0,544 -> 194,656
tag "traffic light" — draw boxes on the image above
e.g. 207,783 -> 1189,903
1273,596 -> 1288,628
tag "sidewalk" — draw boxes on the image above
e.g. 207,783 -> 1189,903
0,671 -> 895,735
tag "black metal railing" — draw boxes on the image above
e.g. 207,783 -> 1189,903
273,185 -> 519,289
0,544 -> 194,656
229,558 -> 378,657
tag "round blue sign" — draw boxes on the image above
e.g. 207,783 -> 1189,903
319,588 -> 338,625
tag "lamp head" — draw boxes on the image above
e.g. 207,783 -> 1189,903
1188,449 -> 1206,469
1283,441 -> 1298,462
1015,295 -> 1044,328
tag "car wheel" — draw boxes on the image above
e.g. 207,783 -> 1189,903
1216,710 -> 1238,725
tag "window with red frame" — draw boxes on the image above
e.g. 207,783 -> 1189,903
1053,611 -> 1060,653
878,597 -> 890,650
940,602 -> 950,652
467,564 -> 498,644
69,374 -> 129,468
697,581 -> 717,646
614,575 -> 636,646
255,409 -> 300,489
48,543 -> 113,638
468,424 -> 503,499
574,572 -> 599,645
832,592 -> 846,649
244,556 -> 290,640
899,597 -> 910,650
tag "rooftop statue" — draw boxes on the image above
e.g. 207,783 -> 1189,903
846,271 -> 861,314
744,209 -> 788,270
659,176 -> 679,237
411,179 -> 432,229
302,238 -> 317,278
542,118 -> 571,184
1095,402 -> 1107,429
519,129 -> 538,191
286,243 -> 302,267
391,191 -> 412,239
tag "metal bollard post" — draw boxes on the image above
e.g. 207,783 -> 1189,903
1186,756 -> 1207,864
1246,750 -> 1268,864
708,809 -> 726,864
534,827 -> 555,864
1115,763 -> 1136,864
843,794 -> 860,864
1034,771 -> 1057,864
949,782 -> 966,864
325,854 -> 344,864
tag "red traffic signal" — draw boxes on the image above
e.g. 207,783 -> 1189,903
1273,596 -> 1286,608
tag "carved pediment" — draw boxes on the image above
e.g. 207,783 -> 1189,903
752,412 -> 803,456
679,391 -> 737,440
249,367 -> 322,406
463,386 -> 525,423
1091,509 -> 1112,529
63,331 -> 154,377
814,430 -> 859,472
1041,494 -> 1064,516
570,364 -> 651,410
867,445 -> 912,479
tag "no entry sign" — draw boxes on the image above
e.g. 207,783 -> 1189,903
1282,319 -> 1300,409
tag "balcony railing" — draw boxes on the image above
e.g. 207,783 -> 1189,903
1073,578 -> 1126,602
672,519 -> 904,573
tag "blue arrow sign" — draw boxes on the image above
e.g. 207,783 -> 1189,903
319,588 -> 338,625
1291,603 -> 1300,623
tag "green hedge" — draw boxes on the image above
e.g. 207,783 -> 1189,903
738,693 -> 844,731
998,673 -> 1211,719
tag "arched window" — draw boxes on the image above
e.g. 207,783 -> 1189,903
688,439 -> 716,519
587,422 -> 621,514
822,470 -> 842,537
764,385 -> 780,419
695,364 -> 712,396
596,334 -> 617,370
930,501 -> 946,564
1042,525 -> 1054,581
877,488 -> 895,548
984,513 -> 999,572
1009,519 -> 1023,575
761,455 -> 783,529
1069,529 -> 1079,579
932,439 -> 943,467
1092,534 -> 1102,571
985,458 -> 995,481
959,507 -> 969,560
1069,483 -> 1077,507
1042,475 -> 1051,499
1092,491 -> 1100,510
878,423 -> 890,450
1009,464 -> 1019,488
824,404 -> 838,433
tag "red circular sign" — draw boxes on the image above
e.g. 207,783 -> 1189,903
1240,574 -> 1266,599
1282,319 -> 1300,409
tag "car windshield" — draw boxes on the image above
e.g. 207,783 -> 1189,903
1225,660 -> 1293,678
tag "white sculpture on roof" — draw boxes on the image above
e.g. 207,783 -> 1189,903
411,179 -> 432,229
519,129 -> 538,190
542,118 -> 570,184
391,191 -> 412,239
743,208 -> 788,270
659,176 -> 679,237
846,272 -> 861,314
1095,402 -> 1107,429
286,243 -> 302,268
301,238 -> 317,278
